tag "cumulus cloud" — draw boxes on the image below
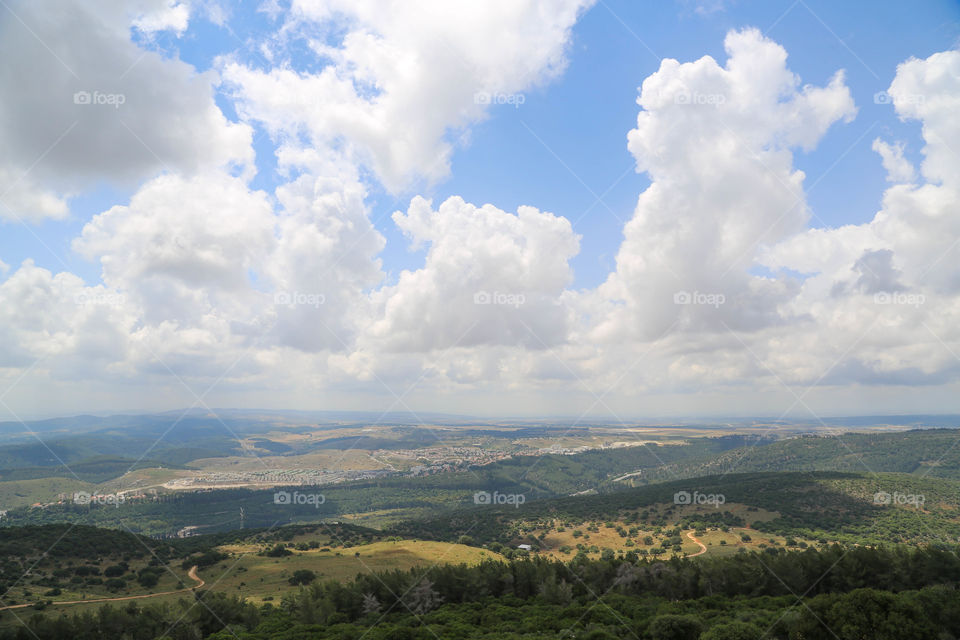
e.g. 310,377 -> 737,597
591,28 -> 855,343
3,11 -> 960,416
73,173 -> 276,325
872,139 -> 916,183
0,259 -> 134,372
0,0 -> 594,408
0,0 -> 252,221
222,0 -> 594,191
887,50 -> 960,185
66,165 -> 388,371
132,1 -> 191,35
265,167 -> 385,352
757,48 -> 960,388
368,196 -> 579,352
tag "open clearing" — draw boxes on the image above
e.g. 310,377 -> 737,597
201,539 -> 505,603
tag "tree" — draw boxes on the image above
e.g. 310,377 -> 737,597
288,569 -> 316,586
362,592 -> 381,616
701,621 -> 763,640
265,544 -> 291,558
137,572 -> 159,588
405,578 -> 442,615
647,614 -> 703,640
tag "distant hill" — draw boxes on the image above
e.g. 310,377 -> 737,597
633,428 -> 960,483
390,470 -> 960,547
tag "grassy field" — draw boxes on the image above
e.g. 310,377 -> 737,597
0,477 -> 97,508
2,556 -> 194,611
199,539 -> 505,603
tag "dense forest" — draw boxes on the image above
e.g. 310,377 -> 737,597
4,544 -> 960,639
631,429 -> 960,483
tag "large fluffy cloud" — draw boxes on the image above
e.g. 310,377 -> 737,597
2,0 -> 597,396
3,9 -> 960,416
756,48 -> 960,388
221,0 -> 594,191
591,28 -> 855,344
0,0 -> 252,221
368,196 -> 579,352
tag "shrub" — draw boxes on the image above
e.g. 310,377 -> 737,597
288,569 -> 316,586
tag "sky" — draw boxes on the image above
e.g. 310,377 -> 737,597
0,0 -> 959,420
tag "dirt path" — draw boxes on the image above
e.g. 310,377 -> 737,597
0,566 -> 204,611
685,531 -> 707,558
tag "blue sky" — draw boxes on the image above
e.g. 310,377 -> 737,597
5,0 -> 958,291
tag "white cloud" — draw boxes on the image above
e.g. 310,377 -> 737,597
68,165 -> 387,368
592,28 -> 855,343
887,50 -> 960,185
265,167 -> 386,352
4,14 -> 960,417
222,0 -> 594,192
0,168 -> 69,222
367,196 -> 579,352
0,0 -> 252,221
73,172 -> 276,326
132,1 -> 191,35
755,48 -> 960,388
872,139 -> 916,183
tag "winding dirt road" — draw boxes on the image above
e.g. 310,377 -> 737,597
0,566 -> 204,611
684,531 -> 707,558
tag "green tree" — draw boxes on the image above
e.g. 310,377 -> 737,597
288,569 -> 316,586
647,614 -> 703,640
701,621 -> 763,640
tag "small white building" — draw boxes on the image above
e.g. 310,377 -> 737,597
517,544 -> 532,551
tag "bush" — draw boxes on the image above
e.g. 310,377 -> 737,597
183,550 -> 228,569
104,578 -> 126,591
265,544 -> 292,558
647,614 -> 703,640
137,569 -> 160,588
288,569 -> 316,586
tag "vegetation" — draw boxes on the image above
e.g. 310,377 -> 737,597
4,544 -> 960,639
4,426 -> 960,637
390,471 -> 960,547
